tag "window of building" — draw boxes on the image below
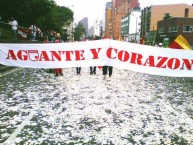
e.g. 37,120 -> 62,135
185,8 -> 189,17
183,25 -> 192,32
168,25 -> 178,32
158,27 -> 164,33
190,26 -> 193,32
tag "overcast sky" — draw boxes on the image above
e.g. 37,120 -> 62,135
53,0 -> 192,27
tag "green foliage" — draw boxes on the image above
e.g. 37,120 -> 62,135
0,0 -> 73,34
87,35 -> 101,40
73,23 -> 86,41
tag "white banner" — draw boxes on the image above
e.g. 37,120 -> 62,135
1,39 -> 193,77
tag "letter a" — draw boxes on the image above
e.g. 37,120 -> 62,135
6,50 -> 17,60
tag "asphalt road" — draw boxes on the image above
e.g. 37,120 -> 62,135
0,68 -> 193,144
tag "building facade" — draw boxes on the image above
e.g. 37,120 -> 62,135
105,2 -> 112,38
88,26 -> 94,37
121,8 -> 141,43
107,0 -> 139,40
78,17 -> 89,37
140,4 -> 193,45
130,0 -> 140,8
157,17 -> 193,47
63,22 -> 73,42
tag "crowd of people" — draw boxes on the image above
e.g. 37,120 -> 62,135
50,65 -> 113,81
49,65 -> 113,80
0,17 -> 60,42
7,17 -> 43,41
4,17 -> 114,80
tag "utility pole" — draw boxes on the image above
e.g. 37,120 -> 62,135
100,20 -> 103,38
135,17 -> 137,43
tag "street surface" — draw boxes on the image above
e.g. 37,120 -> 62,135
0,68 -> 193,144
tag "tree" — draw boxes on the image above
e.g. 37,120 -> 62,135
0,0 -> 73,35
73,23 -> 86,41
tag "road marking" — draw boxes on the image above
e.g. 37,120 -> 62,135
3,111 -> 36,145
0,68 -> 23,78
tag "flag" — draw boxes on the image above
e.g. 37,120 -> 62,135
18,27 -> 28,39
168,35 -> 191,50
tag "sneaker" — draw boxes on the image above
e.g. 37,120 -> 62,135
55,73 -> 58,77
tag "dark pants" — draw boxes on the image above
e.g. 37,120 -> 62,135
90,66 -> 96,74
103,66 -> 113,77
76,67 -> 81,74
12,29 -> 17,40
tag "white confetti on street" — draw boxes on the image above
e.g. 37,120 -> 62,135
0,67 -> 193,144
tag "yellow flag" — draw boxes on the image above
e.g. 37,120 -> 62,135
174,35 -> 191,50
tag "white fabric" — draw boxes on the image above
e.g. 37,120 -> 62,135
9,20 -> 18,30
0,39 -> 193,77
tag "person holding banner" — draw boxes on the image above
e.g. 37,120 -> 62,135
54,33 -> 61,43
103,66 -> 113,80
54,33 -> 63,77
76,67 -> 81,75
29,24 -> 36,41
90,66 -> 96,75
158,43 -> 163,47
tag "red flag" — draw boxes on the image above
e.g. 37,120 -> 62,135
168,35 -> 191,50
168,41 -> 182,50
18,27 -> 28,40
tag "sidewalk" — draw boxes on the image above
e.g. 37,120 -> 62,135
0,67 -> 193,144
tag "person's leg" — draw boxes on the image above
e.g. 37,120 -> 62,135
33,34 -> 35,41
59,68 -> 63,76
15,30 -> 17,40
108,66 -> 113,77
12,30 -> 16,40
79,67 -> 81,74
103,66 -> 108,79
90,66 -> 93,75
76,67 -> 79,75
55,69 -> 59,77
93,66 -> 96,74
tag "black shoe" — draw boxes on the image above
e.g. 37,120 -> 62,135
55,73 -> 58,77
60,73 -> 63,76
93,71 -> 96,74
90,72 -> 93,75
